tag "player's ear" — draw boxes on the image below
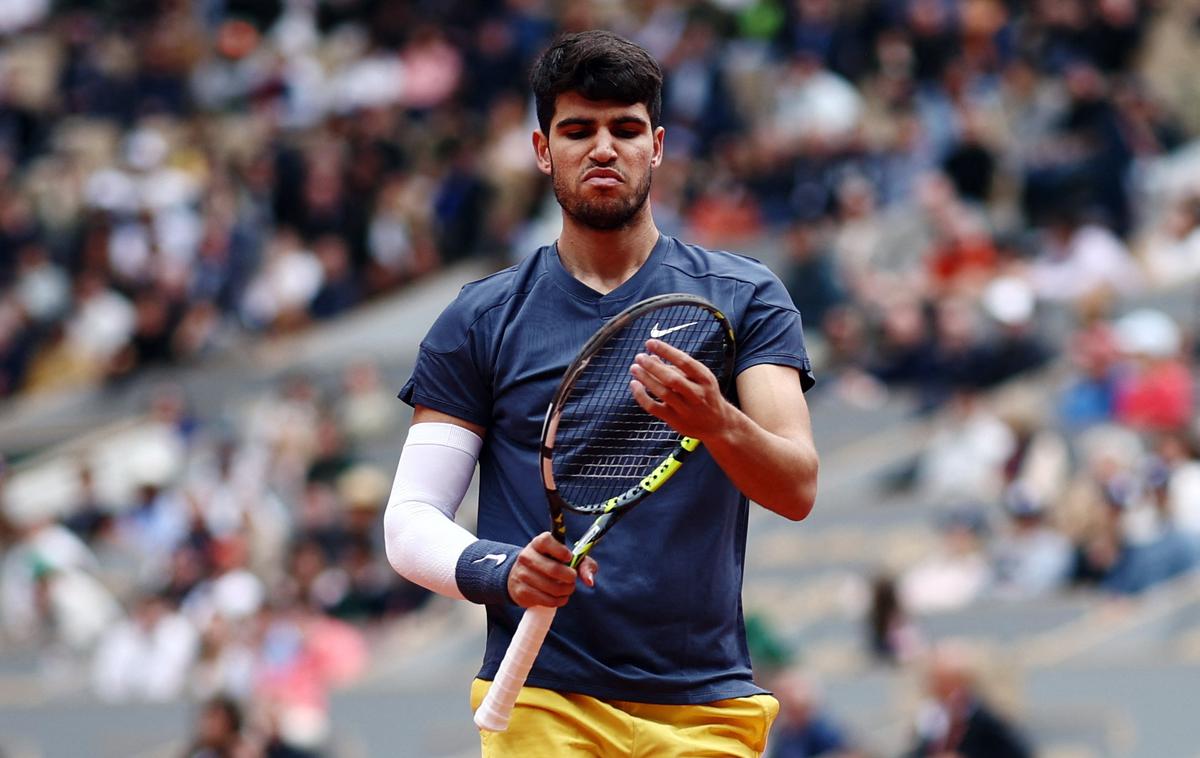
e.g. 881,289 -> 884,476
533,130 -> 553,176
651,125 -> 665,169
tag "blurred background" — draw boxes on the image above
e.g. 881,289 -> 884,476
2,0 -> 1200,756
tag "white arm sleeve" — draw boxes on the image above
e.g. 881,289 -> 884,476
382,422 -> 484,600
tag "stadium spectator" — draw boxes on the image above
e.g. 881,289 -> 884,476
1,514 -> 116,649
768,669 -> 860,758
900,507 -> 993,613
781,218 -> 846,337
1027,206 -> 1142,303
905,643 -> 1032,758
1154,431 -> 1200,535
866,573 -> 925,665
184,696 -> 248,758
917,391 -> 1015,502
991,485 -> 1073,599
91,591 -> 199,702
1111,308 -> 1193,432
1138,193 -> 1200,285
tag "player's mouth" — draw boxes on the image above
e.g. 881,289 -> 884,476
583,168 -> 624,187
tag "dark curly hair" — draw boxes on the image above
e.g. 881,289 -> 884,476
529,30 -> 663,134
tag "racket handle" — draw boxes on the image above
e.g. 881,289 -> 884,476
473,605 -> 557,732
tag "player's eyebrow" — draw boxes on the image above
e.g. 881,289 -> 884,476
554,115 -> 648,130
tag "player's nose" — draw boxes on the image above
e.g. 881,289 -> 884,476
589,131 -> 617,162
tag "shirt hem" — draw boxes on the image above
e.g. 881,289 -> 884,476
734,354 -> 815,391
475,672 -> 767,705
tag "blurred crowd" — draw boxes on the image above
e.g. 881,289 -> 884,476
2,0 -> 1200,755
0,0 -> 1195,402
2,362 -> 414,753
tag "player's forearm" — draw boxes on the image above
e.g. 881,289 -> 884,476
703,403 -> 818,520
383,422 -> 521,605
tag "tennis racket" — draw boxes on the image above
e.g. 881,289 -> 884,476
473,292 -> 736,732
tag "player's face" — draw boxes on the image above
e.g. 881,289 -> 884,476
533,92 -> 665,231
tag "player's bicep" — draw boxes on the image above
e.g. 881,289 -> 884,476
412,405 -> 487,438
735,363 -> 813,445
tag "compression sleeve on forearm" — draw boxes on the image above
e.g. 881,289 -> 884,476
382,422 -> 521,604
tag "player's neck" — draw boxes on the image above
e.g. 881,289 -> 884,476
557,210 -> 660,295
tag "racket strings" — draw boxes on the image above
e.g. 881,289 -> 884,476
553,304 -> 729,509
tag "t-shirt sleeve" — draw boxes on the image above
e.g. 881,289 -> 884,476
735,267 -> 815,392
398,292 -> 493,427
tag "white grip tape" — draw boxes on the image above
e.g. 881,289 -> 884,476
473,605 -> 557,732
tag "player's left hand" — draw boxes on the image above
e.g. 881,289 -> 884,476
629,338 -> 732,439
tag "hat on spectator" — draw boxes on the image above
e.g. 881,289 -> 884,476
337,464 -> 389,511
1113,308 -> 1181,358
982,276 -> 1035,326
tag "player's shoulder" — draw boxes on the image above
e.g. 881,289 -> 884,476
663,237 -> 782,287
425,248 -> 550,349
445,249 -> 550,318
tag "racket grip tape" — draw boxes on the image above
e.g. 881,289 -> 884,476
473,605 -> 557,732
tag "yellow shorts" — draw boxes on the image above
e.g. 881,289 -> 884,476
470,678 -> 779,758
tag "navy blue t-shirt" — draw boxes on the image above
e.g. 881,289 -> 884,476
399,234 -> 813,704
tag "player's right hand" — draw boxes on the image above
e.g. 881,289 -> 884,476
507,531 -> 598,608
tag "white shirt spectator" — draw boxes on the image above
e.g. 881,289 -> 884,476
902,545 -> 992,613
242,238 -> 324,327
183,568 -> 266,631
0,522 -> 101,642
773,60 -> 863,144
66,282 -> 136,361
1168,461 -> 1200,534
1142,227 -> 1200,286
92,599 -> 199,701
1030,224 -> 1143,302
0,0 -> 49,32
15,253 -> 70,323
918,402 -> 1016,505
993,524 -> 1072,599
44,568 -> 122,652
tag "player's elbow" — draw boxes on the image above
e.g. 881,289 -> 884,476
776,492 -> 815,521
382,502 -> 408,576
780,455 -> 819,521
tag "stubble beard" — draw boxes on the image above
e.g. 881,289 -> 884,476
553,163 -> 653,231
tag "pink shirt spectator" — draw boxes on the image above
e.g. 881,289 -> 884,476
1115,360 -> 1193,431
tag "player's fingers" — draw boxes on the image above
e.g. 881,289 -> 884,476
578,557 -> 599,588
629,362 -> 673,403
631,380 -> 687,433
630,379 -> 668,416
513,584 -> 572,608
521,551 -> 578,586
633,354 -> 697,401
529,531 -> 572,563
646,339 -> 711,382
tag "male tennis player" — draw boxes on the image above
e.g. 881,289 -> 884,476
384,30 -> 818,757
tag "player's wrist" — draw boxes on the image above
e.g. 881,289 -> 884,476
700,398 -> 746,447
456,540 -> 522,605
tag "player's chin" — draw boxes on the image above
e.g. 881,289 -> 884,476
578,185 -> 627,204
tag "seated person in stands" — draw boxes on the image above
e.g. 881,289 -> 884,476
905,643 -> 1031,758
768,669 -> 859,758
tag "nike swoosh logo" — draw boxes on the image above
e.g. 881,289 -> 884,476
472,553 -> 508,567
649,321 -> 698,339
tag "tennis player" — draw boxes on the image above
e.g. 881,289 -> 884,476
384,30 -> 819,757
